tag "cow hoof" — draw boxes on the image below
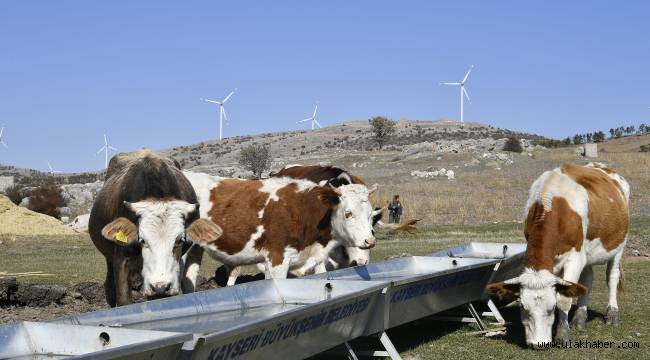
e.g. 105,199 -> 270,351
605,307 -> 619,326
554,322 -> 570,347
570,308 -> 588,329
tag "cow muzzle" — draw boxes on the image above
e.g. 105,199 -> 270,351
146,282 -> 177,299
359,238 -> 376,249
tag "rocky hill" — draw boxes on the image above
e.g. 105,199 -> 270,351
1,119 -> 549,183
159,119 -> 549,175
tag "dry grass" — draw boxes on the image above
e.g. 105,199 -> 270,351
339,148 -> 650,225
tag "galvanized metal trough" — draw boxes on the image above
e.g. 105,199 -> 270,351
307,256 -> 499,332
428,242 -> 527,283
53,279 -> 388,360
0,243 -> 523,360
428,242 -> 527,325
0,321 -> 191,360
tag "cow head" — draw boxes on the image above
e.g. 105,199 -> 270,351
330,183 -> 379,250
102,200 -> 222,299
486,269 -> 587,348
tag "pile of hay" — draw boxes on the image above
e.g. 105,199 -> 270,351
0,195 -> 77,236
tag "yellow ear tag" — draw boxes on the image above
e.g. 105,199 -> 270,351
115,230 -> 129,243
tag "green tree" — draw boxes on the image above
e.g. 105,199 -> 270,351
368,116 -> 396,150
239,144 -> 272,179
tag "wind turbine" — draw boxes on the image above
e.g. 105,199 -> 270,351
298,102 -> 322,130
201,88 -> 237,140
0,126 -> 7,148
47,161 -> 62,175
97,133 -> 118,169
440,65 -> 474,123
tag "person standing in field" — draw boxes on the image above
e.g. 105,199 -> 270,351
388,195 -> 403,224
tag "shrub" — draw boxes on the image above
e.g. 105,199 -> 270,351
4,185 -> 24,205
503,136 -> 524,153
27,183 -> 64,219
640,145 -> 650,153
239,144 -> 271,179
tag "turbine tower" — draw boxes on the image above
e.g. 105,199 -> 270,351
201,88 -> 237,140
0,126 -> 7,148
97,133 -> 118,169
47,161 -> 62,175
298,102 -> 322,130
440,65 -> 474,123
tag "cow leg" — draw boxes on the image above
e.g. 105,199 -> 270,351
113,253 -> 133,306
226,265 -> 241,286
570,265 -> 593,330
104,259 -> 117,308
314,262 -> 327,274
181,244 -> 204,293
554,262 -> 583,345
266,258 -> 291,279
605,251 -> 623,326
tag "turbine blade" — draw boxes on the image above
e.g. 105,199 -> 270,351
314,119 -> 322,128
298,118 -> 312,123
0,127 -> 3,137
463,87 -> 471,103
441,82 -> 461,86
108,145 -> 117,151
104,134 -> 108,145
97,146 -> 106,154
312,103 -> 318,118
0,141 -> 7,148
222,89 -> 236,103
462,65 -> 474,83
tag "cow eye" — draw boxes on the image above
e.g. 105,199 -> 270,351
345,210 -> 353,219
138,238 -> 146,246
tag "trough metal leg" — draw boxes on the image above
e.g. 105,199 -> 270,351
482,299 -> 506,325
336,332 -> 402,359
466,303 -> 486,331
344,342 -> 359,360
427,302 -> 488,330
379,332 -> 402,360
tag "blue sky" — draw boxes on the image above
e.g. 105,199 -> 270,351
1,1 -> 648,172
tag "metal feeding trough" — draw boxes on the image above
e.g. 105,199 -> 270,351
307,256 -> 499,331
0,321 -> 191,360
55,279 -> 388,360
428,242 -> 527,325
428,242 -> 527,284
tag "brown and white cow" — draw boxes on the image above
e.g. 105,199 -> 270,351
487,163 -> 630,348
272,165 -> 376,271
183,171 -> 378,281
89,150 -> 222,307
271,164 -> 418,273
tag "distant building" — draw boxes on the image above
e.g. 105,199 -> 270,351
0,176 -> 14,192
584,143 -> 598,158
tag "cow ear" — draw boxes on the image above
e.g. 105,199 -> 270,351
486,281 -> 521,300
102,217 -> 138,245
315,187 -> 341,206
186,219 -> 223,244
555,280 -> 588,298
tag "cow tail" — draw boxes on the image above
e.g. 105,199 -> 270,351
617,261 -> 624,295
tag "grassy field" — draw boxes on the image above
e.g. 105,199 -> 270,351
324,147 -> 650,225
1,219 -> 648,359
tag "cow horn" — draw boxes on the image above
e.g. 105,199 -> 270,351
368,183 -> 378,194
